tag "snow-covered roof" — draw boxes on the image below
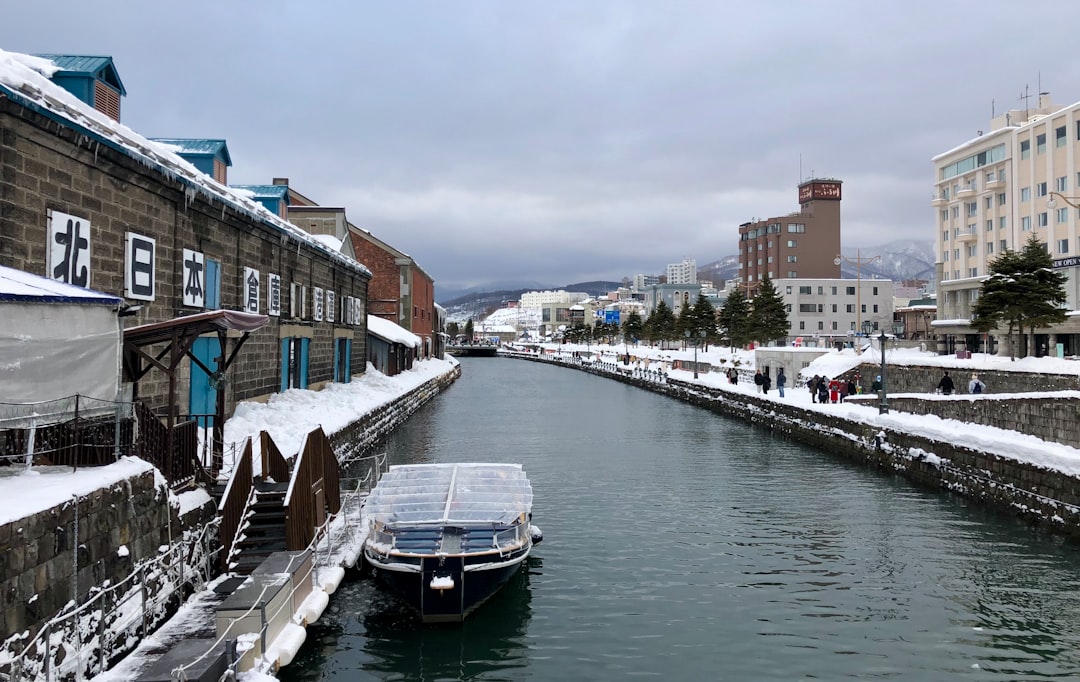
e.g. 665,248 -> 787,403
0,264 -> 122,304
367,314 -> 422,347
0,49 -> 370,278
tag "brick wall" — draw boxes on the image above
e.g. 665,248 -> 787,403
0,98 -> 370,417
350,234 -> 400,321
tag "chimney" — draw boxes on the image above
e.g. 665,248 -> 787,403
273,178 -> 289,186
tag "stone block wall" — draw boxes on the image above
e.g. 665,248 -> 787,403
0,98 -> 370,418
509,352 -> 1080,538
0,466 -> 217,644
331,364 -> 461,462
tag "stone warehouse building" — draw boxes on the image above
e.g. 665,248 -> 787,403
0,54 -> 371,431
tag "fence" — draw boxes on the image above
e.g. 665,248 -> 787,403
0,395 -> 202,488
0,518 -> 221,682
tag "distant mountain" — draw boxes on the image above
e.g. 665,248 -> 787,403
441,280 -> 621,322
697,239 -> 936,286
442,240 -> 936,323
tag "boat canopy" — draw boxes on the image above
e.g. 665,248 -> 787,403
366,463 -> 533,527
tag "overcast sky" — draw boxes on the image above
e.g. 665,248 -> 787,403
6,2 -> 1080,292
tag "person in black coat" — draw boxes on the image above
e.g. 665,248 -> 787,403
937,370 -> 955,395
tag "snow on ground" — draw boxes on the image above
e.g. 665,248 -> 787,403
515,342 -> 1080,477
222,358 -> 458,475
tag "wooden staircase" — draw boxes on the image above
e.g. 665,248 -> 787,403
230,480 -> 289,575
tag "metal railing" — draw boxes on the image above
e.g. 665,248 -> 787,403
1,518 -> 221,682
190,456 -> 385,679
0,395 -> 133,470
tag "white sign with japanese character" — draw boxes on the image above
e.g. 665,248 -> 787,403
326,290 -> 335,322
268,273 -> 281,317
181,248 -> 206,308
243,267 -> 260,313
48,210 -> 92,288
124,232 -> 155,301
313,286 -> 324,322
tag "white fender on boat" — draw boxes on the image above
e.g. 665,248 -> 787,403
530,525 -> 543,544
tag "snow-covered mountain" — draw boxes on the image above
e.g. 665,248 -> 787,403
698,239 -> 936,285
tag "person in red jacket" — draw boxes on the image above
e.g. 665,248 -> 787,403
828,377 -> 843,404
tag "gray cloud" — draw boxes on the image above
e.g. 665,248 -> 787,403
5,1 -> 1080,290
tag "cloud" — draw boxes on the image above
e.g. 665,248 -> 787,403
5,1 -> 1080,288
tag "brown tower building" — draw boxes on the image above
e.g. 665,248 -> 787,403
737,179 -> 842,293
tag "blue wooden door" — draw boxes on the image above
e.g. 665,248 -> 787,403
189,337 -> 220,427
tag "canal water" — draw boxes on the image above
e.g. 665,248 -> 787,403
282,357 -> 1080,681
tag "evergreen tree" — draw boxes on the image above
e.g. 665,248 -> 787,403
447,321 -> 460,340
463,319 -> 474,344
749,274 -> 790,346
645,300 -> 677,348
621,310 -> 644,346
691,292 -> 718,350
973,235 -> 1067,358
718,287 -> 751,348
655,299 -> 678,347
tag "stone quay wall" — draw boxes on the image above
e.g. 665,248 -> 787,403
0,364 -> 458,665
0,466 -> 218,647
505,352 -> 1080,538
330,363 -> 461,463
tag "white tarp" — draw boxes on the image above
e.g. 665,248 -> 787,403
0,302 -> 122,406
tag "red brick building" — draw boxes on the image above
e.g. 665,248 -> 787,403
348,227 -> 436,357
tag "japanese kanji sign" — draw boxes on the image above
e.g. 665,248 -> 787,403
48,210 -> 91,288
124,232 -> 155,301
182,248 -> 205,308
244,267 -> 260,313
268,273 -> 281,317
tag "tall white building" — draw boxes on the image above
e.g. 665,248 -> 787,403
519,289 -> 588,309
932,93 -> 1080,356
632,273 -> 660,291
666,258 -> 697,285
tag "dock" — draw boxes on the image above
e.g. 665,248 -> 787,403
447,344 -> 499,357
97,488 -> 369,681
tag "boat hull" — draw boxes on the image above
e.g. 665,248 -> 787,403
367,545 -> 530,623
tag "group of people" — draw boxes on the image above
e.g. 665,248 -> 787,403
743,368 -> 988,401
936,370 -> 986,395
807,374 -> 862,404
753,369 -> 788,396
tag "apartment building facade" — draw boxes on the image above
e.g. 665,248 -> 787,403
778,278 -> 895,346
665,258 -> 697,285
738,179 -> 842,295
932,94 -> 1080,356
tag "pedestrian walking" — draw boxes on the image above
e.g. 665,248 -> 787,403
809,374 -> 821,403
777,369 -> 787,397
871,375 -> 883,393
968,373 -> 986,394
763,373 -> 772,394
937,370 -> 955,396
754,371 -> 764,394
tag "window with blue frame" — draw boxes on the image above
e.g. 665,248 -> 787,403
334,337 -> 352,383
205,258 -> 221,309
281,337 -> 309,390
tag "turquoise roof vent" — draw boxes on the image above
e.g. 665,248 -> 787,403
36,54 -> 126,121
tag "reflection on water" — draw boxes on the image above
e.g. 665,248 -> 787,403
284,557 -> 537,682
283,358 -> 1080,681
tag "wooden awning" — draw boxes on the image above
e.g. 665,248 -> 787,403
122,309 -> 270,477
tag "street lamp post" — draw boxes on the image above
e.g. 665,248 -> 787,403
685,329 -> 706,379
1047,191 -> 1080,211
835,249 -> 881,337
877,331 -> 889,414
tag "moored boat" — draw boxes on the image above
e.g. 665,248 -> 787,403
363,462 -> 538,623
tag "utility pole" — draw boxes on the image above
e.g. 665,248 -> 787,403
834,249 -> 881,340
